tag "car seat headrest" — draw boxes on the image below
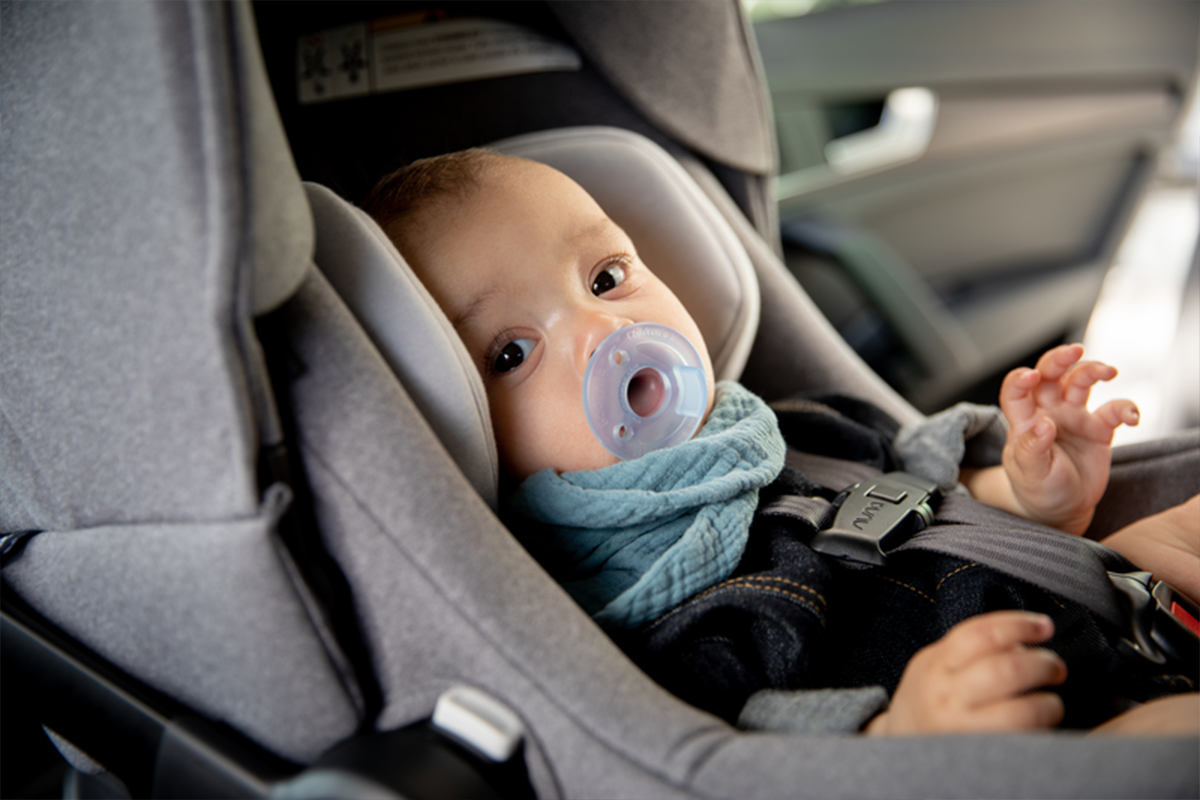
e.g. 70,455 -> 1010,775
493,127 -> 760,382
306,126 -> 759,506
305,182 -> 501,508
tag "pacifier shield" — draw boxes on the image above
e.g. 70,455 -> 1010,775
583,323 -> 708,460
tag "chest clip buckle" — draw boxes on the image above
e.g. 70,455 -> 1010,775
811,472 -> 940,566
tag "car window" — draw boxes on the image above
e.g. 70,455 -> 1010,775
743,0 -> 887,23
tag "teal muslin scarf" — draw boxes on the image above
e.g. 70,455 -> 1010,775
505,381 -> 786,630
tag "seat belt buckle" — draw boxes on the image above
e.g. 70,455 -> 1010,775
1109,571 -> 1200,677
811,472 -> 940,566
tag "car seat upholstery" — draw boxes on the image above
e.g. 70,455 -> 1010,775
1,0 -> 363,764
3,1 -> 1198,798
295,127 -> 1200,800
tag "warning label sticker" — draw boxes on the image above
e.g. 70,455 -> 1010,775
298,24 -> 371,104
296,16 -> 581,105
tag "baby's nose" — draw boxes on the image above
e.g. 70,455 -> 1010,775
579,313 -> 633,372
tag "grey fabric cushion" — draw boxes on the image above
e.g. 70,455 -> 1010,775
549,1 -> 775,176
286,263 -> 1199,799
1087,428 -> 1200,539
673,148 -> 924,425
306,183 -> 499,509
1,0 -> 266,531
2,485 -> 359,762
1,0 -> 355,763
236,1 -> 315,316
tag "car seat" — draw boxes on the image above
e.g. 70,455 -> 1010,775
2,2 -> 1197,798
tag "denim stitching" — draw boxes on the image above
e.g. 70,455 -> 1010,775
935,562 -> 980,592
1037,587 -> 1067,610
723,583 -> 827,623
720,576 -> 827,608
873,574 -> 936,605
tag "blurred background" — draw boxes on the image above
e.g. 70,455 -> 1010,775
747,0 -> 1199,441
1082,82 -> 1198,444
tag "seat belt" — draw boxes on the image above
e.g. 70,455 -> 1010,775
760,472 -> 1199,677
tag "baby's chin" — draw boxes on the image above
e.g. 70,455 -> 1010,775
503,445 -> 620,482
552,448 -> 621,477
510,387 -> 716,480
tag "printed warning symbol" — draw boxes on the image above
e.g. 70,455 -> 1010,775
297,17 -> 579,105
297,24 -> 370,104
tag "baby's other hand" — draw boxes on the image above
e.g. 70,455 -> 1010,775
999,344 -> 1139,535
865,612 -> 1066,735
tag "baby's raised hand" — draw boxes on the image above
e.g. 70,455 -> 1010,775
865,612 -> 1066,735
999,344 -> 1139,535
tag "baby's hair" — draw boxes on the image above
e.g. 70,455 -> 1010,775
362,148 -> 503,262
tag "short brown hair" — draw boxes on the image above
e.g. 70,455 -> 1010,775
361,148 -> 500,263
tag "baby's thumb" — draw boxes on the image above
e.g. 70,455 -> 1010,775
1011,418 -> 1055,480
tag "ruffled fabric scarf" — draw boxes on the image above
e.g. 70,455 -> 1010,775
505,381 -> 786,630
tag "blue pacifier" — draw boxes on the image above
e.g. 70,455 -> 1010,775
582,322 -> 709,460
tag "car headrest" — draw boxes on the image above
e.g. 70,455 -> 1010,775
307,126 -> 760,506
305,182 -> 502,509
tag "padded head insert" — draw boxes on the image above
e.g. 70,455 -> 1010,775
308,127 -> 759,503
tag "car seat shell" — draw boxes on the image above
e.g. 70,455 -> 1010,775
2,1 -> 1197,797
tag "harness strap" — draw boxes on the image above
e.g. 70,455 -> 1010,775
760,476 -> 1132,629
894,525 -> 1128,629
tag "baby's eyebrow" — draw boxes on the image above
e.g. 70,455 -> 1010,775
568,216 -> 623,248
451,285 -> 501,331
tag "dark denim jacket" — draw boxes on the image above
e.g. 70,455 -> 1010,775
616,398 -> 1195,728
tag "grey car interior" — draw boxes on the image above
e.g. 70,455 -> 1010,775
758,1 -> 1200,410
2,1 -> 1197,798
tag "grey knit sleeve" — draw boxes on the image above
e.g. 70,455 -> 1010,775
737,687 -> 890,734
892,402 -> 1008,493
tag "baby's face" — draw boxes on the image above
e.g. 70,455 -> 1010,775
408,157 -> 715,481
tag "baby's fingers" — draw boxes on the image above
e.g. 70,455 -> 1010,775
1033,343 -> 1085,383
939,611 -> 1056,671
1061,360 -> 1118,406
999,367 -> 1042,430
1008,416 -> 1056,482
1092,399 -> 1140,436
969,691 -> 1066,732
956,646 -> 1068,709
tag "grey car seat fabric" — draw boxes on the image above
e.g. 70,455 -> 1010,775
298,128 -> 1198,795
1,0 -> 361,762
3,1 -> 1198,797
290,185 -> 1198,799
304,183 -> 501,509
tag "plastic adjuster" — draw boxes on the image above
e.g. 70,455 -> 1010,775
432,685 -> 525,763
811,472 -> 940,566
1109,571 -> 1200,677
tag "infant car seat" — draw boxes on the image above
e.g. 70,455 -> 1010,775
2,2 -> 1196,798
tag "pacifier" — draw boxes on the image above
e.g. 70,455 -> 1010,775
582,322 -> 708,460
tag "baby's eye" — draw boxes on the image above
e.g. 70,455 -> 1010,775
493,338 -> 535,374
592,260 -> 628,296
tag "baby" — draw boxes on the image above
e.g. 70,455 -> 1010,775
364,149 -> 1198,736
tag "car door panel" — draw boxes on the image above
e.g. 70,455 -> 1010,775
754,0 -> 1199,409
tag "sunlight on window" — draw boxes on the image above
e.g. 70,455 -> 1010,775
1083,187 -> 1199,444
743,0 -> 886,23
